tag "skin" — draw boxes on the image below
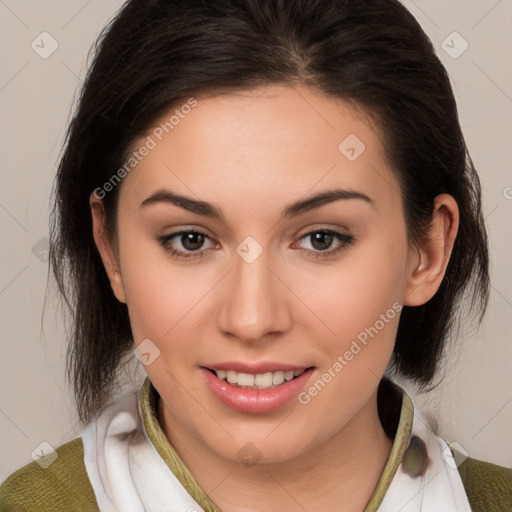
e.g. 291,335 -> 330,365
91,84 -> 458,512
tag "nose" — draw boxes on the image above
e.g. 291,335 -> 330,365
216,246 -> 292,344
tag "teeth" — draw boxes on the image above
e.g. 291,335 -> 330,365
226,371 -> 238,384
254,372 -> 273,387
214,369 -> 305,389
272,371 -> 285,385
237,373 -> 255,386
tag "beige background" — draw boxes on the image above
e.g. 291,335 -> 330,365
1,0 -> 511,480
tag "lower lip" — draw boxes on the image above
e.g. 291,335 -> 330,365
201,367 -> 314,414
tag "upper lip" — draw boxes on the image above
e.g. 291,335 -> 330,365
204,362 -> 313,374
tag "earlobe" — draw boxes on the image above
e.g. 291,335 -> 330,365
89,193 -> 127,304
404,194 -> 459,307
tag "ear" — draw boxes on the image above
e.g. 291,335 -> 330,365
89,192 -> 127,304
404,194 -> 459,306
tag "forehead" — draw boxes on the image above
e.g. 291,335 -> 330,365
121,84 -> 400,214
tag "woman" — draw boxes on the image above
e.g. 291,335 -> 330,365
1,0 -> 510,510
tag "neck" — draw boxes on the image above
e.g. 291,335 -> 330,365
158,388 -> 394,512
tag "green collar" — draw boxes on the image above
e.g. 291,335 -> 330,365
139,376 -> 414,511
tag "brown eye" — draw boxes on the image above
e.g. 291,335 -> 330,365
181,231 -> 206,251
297,230 -> 355,259
309,231 -> 335,251
156,229 -> 216,260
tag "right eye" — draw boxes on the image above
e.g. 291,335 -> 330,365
156,230 -> 218,260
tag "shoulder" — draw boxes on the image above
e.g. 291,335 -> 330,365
454,451 -> 512,512
0,437 -> 99,512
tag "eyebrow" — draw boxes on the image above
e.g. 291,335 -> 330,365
140,187 -> 374,220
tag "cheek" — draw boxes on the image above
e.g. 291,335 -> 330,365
116,225 -> 200,344
304,227 -> 408,346
295,236 -> 407,426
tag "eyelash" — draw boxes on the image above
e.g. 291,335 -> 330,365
156,229 -> 355,261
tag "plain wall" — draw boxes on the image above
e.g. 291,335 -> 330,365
1,0 -> 511,481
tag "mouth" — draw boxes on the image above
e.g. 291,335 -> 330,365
200,363 -> 315,413
206,368 -> 307,389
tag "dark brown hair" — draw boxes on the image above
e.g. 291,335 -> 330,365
50,0 -> 489,424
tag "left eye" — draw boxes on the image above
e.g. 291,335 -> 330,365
296,230 -> 354,255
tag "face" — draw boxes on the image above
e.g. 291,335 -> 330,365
95,84 -> 422,465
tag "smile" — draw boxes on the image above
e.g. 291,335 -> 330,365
201,364 -> 315,413
211,369 -> 306,389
